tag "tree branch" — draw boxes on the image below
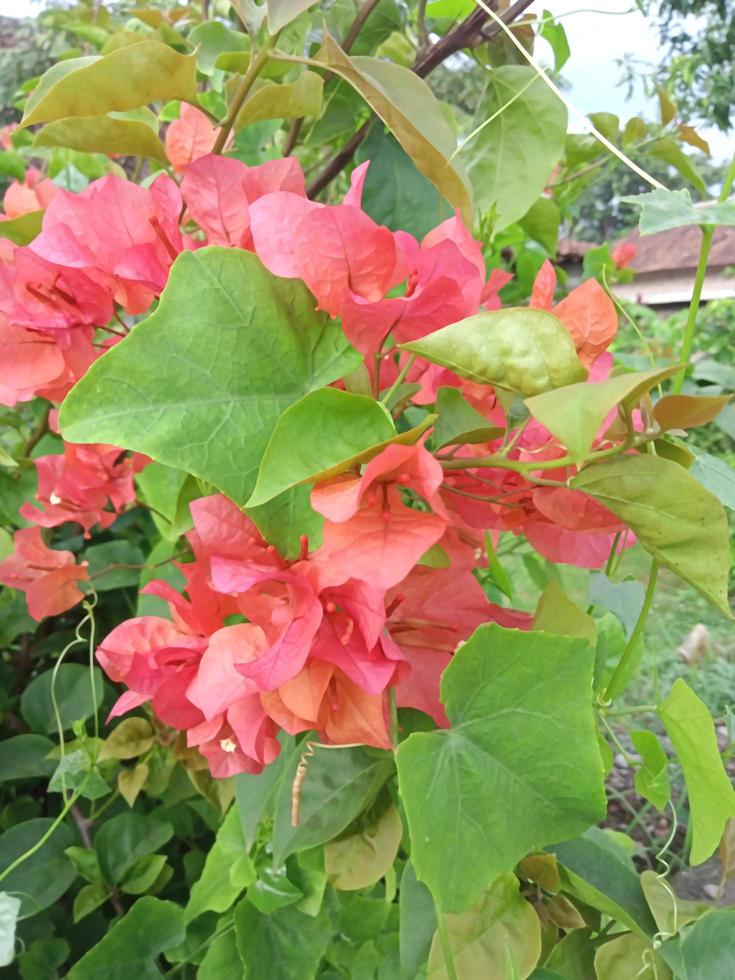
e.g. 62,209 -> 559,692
307,0 -> 539,198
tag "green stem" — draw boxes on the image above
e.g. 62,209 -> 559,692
441,437 -> 639,474
672,225 -> 713,395
380,354 -> 416,406
212,37 -> 276,154
434,902 -> 458,980
672,153 -> 735,395
0,787 -> 82,885
603,560 -> 659,703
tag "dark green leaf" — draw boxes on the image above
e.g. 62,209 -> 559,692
659,909 -> 735,979
95,813 -> 173,886
0,819 -> 75,917
355,127 -> 448,240
519,196 -> 560,254
186,807 -> 255,922
399,861 -> 437,978
549,828 -> 657,937
20,665 -> 105,735
84,540 -> 146,591
0,735 -> 55,782
66,897 -> 185,979
272,744 -> 394,864
234,899 -> 332,980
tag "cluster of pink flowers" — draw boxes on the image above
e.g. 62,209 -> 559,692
98,458 -> 528,777
0,108 -> 629,775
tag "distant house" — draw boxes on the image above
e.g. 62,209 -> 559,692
557,227 -> 735,312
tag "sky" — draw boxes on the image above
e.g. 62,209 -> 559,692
0,0 -> 732,160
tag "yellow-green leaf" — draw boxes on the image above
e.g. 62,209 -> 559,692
266,0 -> 316,35
236,71 -> 323,128
118,763 -> 149,808
99,718 -> 155,761
526,365 -> 679,462
34,110 -> 167,162
325,802 -> 403,891
427,874 -> 541,979
572,454 -> 732,616
594,932 -> 672,980
316,33 -> 472,225
21,41 -> 198,128
0,210 -> 44,246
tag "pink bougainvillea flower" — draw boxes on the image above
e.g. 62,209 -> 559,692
20,442 -> 145,537
531,259 -> 617,368
29,174 -> 184,314
0,527 -> 88,620
3,168 -> 58,218
165,104 -> 220,173
340,213 -> 485,360
291,204 -> 399,318
0,317 -> 65,406
181,153 -> 306,250
388,564 -> 531,725
311,443 -> 447,590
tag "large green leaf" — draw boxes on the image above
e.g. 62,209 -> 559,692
248,389 -> 396,506
659,909 -> 735,980
95,813 -> 173,886
355,126 -> 448,240
21,41 -> 198,127
622,188 -> 735,235
236,71 -> 323,128
463,66 -> 567,231
427,874 -> 542,979
0,819 -> 74,917
658,679 -> 735,865
66,898 -> 185,979
549,828 -> 657,938
33,111 -> 167,163
396,624 -> 605,912
185,807 -> 255,921
60,248 -> 360,507
20,664 -> 105,735
571,454 -> 732,616
234,899 -> 332,980
399,308 -> 586,396
525,366 -> 678,461
271,743 -> 394,865
316,34 -> 472,225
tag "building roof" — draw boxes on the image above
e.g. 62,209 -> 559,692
620,225 -> 735,275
